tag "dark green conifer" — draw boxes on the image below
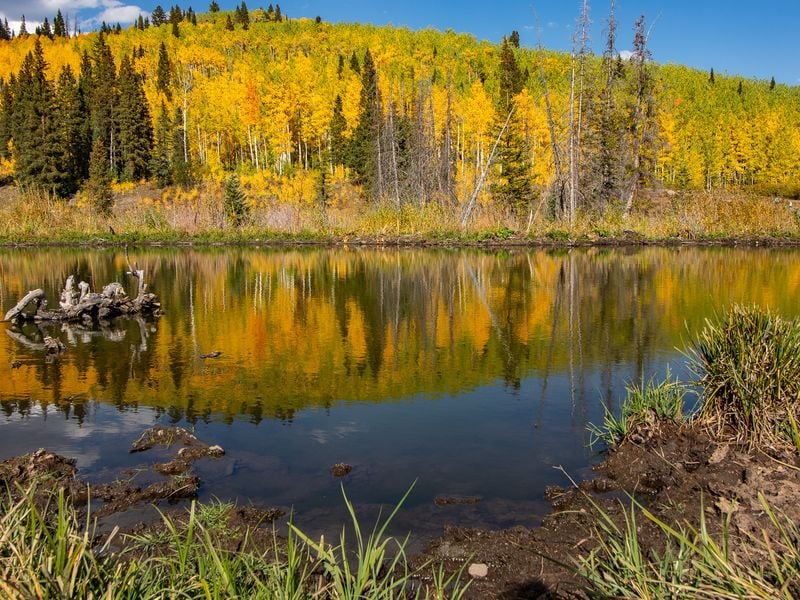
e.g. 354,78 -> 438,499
337,54 -> 344,79
150,102 -> 172,187
54,65 -> 87,196
0,76 -> 14,158
151,5 -> 167,26
236,2 -> 249,29
498,37 -> 523,110
266,4 -> 274,21
169,5 -> 182,24
225,15 -> 234,31
329,94 -> 346,166
349,51 -> 360,74
12,40 -> 65,195
54,11 -> 66,37
87,32 -> 118,170
117,54 -> 153,181
770,77 -> 776,90
223,174 -> 249,226
172,20 -> 180,37
209,1 -> 220,12
137,15 -> 145,30
275,4 -> 282,21
347,49 -> 381,196
87,137 -> 113,214
156,42 -> 172,99
19,16 -> 28,37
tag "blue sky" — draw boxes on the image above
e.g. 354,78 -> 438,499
1,1 -> 797,84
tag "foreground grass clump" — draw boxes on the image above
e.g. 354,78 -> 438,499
688,304 -> 800,450
578,495 -> 800,599
0,484 -> 469,599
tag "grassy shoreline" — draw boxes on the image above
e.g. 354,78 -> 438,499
1,185 -> 799,248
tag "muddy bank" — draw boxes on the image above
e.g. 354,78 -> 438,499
0,426 -> 228,517
413,422 -> 800,599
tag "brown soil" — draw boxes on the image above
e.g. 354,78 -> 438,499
412,421 -> 800,599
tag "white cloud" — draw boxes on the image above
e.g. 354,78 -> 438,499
0,0 -> 145,31
619,50 -> 635,60
7,19 -> 41,35
87,1 -> 146,25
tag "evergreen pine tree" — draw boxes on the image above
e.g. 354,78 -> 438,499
117,54 -> 153,181
329,94 -> 346,166
237,2 -> 249,29
151,5 -> 167,26
223,174 -> 249,226
770,77 -> 776,90
494,37 -> 530,215
337,54 -> 344,79
0,76 -> 14,159
172,21 -> 180,37
275,4 -> 282,21
169,5 -> 183,24
137,15 -> 145,30
12,40 -> 66,195
498,37 -> 523,110
349,51 -> 360,74
87,32 -> 118,172
150,102 -> 172,187
40,18 -> 52,39
53,65 -> 86,196
156,42 -> 172,99
225,15 -> 234,31
54,11 -> 66,37
266,4 -> 275,21
347,49 -> 381,196
709,68 -> 715,84
509,30 -> 520,48
209,1 -> 220,12
0,19 -> 9,41
87,137 -> 113,214
19,16 -> 28,37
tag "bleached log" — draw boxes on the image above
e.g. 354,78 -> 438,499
3,289 -> 45,322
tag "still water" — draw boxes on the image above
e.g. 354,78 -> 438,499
0,246 -> 796,541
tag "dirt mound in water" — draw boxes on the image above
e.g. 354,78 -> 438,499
413,421 -> 800,599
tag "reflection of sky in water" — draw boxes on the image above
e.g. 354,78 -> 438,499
0,246 -> 799,541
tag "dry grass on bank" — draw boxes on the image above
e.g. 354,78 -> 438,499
0,184 -> 797,244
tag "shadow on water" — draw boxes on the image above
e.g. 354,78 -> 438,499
0,245 -> 798,544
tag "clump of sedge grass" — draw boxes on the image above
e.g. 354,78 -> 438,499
687,304 -> 800,450
589,368 -> 688,448
577,493 -> 800,599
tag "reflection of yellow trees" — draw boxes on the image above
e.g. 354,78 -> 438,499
2,248 -> 800,421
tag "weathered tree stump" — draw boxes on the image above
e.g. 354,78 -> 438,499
3,255 -> 161,325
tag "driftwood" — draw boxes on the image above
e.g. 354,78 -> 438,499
3,261 -> 161,325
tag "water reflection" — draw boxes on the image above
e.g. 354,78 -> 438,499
0,246 -> 797,534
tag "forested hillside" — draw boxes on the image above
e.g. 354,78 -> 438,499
0,3 -> 798,223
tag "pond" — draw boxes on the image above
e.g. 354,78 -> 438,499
0,245 -> 797,543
